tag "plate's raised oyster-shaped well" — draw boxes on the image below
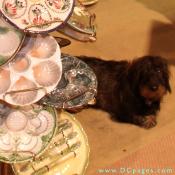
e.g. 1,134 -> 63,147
0,35 -> 62,106
0,17 -> 25,66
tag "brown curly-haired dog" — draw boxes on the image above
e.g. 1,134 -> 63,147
77,56 -> 171,128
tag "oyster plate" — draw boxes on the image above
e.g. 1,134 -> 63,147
0,0 -> 74,33
0,104 -> 57,163
0,35 -> 62,106
13,111 -> 89,175
0,17 -> 25,66
39,54 -> 97,109
67,0 -> 96,35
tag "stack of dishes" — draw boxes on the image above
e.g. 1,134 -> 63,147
0,15 -> 63,166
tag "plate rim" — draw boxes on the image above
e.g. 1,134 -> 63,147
62,111 -> 90,175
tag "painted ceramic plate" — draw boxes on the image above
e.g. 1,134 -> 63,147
0,35 -> 62,106
12,111 -> 89,175
0,104 -> 57,163
0,17 -> 25,66
39,54 -> 97,109
67,0 -> 96,35
0,0 -> 74,33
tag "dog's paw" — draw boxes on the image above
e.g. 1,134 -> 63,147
141,115 -> 157,129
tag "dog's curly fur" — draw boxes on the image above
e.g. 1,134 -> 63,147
77,55 -> 171,128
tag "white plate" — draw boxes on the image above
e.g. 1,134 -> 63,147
0,0 -> 75,33
0,35 -> 62,106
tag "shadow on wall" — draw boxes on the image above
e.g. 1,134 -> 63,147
136,0 -> 175,22
148,21 -> 175,65
136,0 -> 175,65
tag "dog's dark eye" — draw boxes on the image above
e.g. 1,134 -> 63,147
156,68 -> 161,73
150,85 -> 158,91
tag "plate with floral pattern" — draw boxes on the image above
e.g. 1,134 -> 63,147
0,0 -> 75,33
0,104 -> 57,163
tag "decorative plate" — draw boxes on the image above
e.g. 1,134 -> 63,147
0,0 -> 75,33
0,35 -> 62,106
12,111 -> 90,175
0,17 -> 25,66
39,54 -> 97,109
67,0 -> 96,35
0,104 -> 57,163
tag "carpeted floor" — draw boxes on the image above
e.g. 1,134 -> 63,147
95,130 -> 175,175
53,0 -> 175,174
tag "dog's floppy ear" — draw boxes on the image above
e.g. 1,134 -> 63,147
156,56 -> 171,93
127,59 -> 143,92
163,64 -> 171,93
